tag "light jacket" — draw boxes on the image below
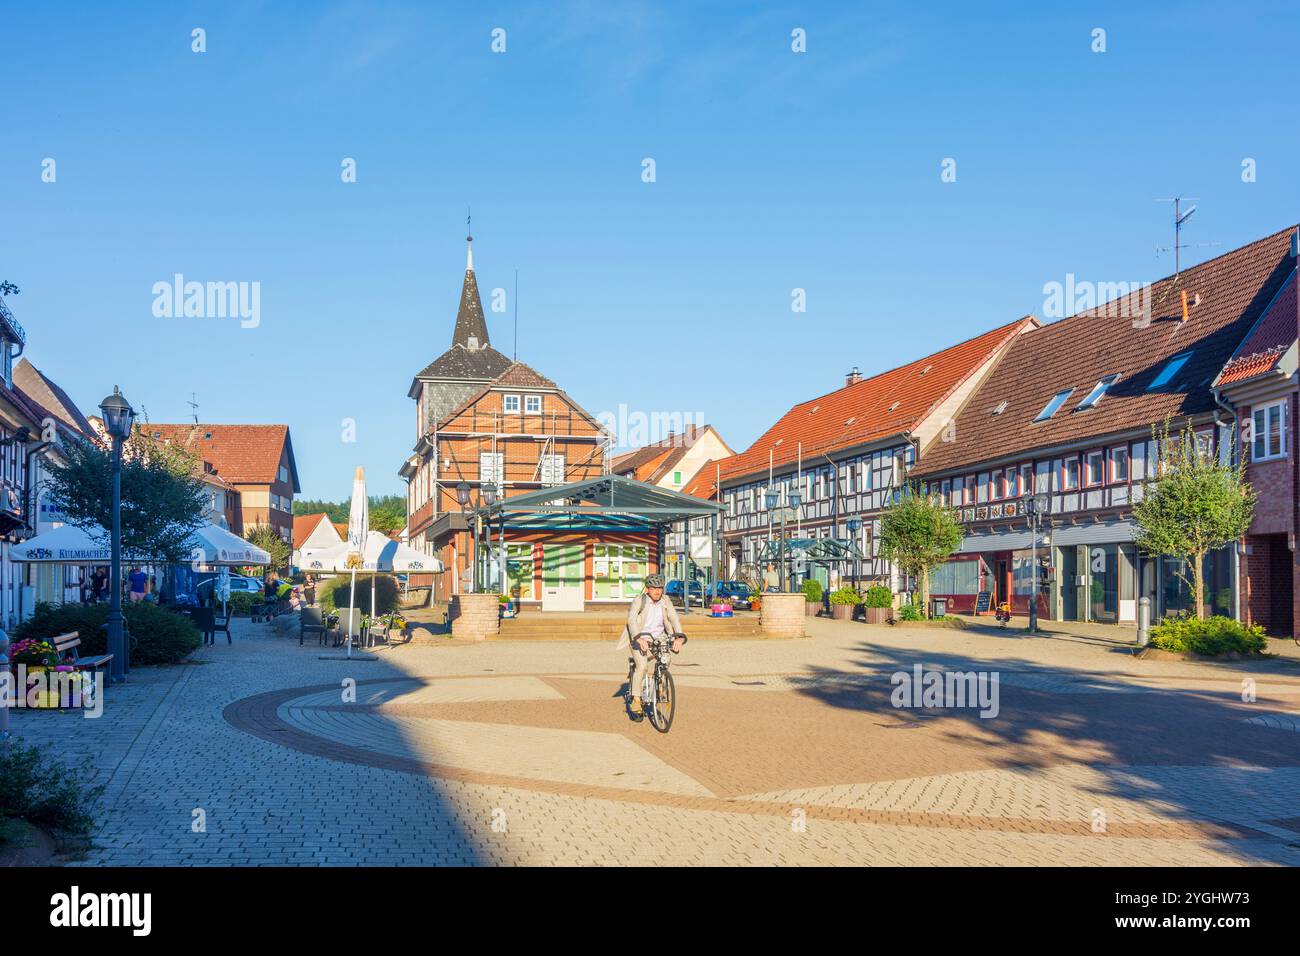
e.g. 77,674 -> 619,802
617,591 -> 684,650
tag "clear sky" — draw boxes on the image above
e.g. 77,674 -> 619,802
3,1 -> 1297,500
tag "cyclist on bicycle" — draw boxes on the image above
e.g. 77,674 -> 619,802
622,572 -> 686,719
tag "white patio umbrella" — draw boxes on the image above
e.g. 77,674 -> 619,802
188,523 -> 272,567
10,524 -> 150,564
344,467 -> 369,658
303,530 -> 441,643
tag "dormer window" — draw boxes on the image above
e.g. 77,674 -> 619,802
503,394 -> 520,413
1076,374 -> 1119,411
1034,389 -> 1074,422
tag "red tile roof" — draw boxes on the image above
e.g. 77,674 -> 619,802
1216,269 -> 1297,386
682,461 -> 720,500
292,512 -> 329,548
719,317 -> 1034,484
145,423 -> 298,489
917,225 -> 1298,477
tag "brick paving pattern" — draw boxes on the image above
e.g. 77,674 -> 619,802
10,616 -> 1300,865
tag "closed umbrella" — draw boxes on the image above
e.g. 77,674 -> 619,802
344,467 -> 369,658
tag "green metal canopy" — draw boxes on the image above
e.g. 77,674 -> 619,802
482,473 -> 722,532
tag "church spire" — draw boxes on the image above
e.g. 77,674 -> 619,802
451,220 -> 489,351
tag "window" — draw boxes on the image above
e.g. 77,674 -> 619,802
480,452 -> 504,484
1110,445 -> 1130,482
1252,402 -> 1287,461
1076,374 -> 1119,411
525,395 -> 542,414
1035,389 -> 1074,422
1006,465 -> 1019,497
503,394 -> 520,413
1148,352 -> 1192,391
1062,457 -> 1080,490
1019,463 -> 1033,495
1084,449 -> 1105,486
672,470 -> 682,485
540,453 -> 566,485
278,465 -> 289,483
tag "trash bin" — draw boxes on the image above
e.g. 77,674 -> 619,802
930,598 -> 947,618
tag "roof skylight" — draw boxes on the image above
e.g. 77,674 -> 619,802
1034,389 -> 1074,422
1148,352 -> 1192,391
1076,374 -> 1120,411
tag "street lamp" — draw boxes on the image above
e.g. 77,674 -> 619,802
846,516 -> 862,587
1024,492 -> 1051,633
764,488 -> 784,591
99,386 -> 134,684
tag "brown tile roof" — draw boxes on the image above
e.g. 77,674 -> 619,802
13,359 -> 95,435
1216,269 -> 1297,387
493,362 -> 557,388
719,317 -> 1034,484
611,425 -> 732,485
917,225 -> 1299,477
145,423 -> 298,489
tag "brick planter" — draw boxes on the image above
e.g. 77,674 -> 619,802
759,592 -> 806,638
449,592 -> 501,641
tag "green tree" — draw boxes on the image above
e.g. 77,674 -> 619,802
877,483 -> 965,617
45,427 -> 209,563
245,523 -> 291,573
368,495 -> 406,534
1133,419 -> 1255,620
293,498 -> 347,523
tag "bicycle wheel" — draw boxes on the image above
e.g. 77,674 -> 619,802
649,667 -> 675,734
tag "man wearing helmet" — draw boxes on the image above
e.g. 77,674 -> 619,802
624,572 -> 686,719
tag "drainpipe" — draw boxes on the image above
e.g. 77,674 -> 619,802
1212,388 -> 1242,622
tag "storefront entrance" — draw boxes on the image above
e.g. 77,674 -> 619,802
1059,547 -> 1080,621
541,544 -> 583,611
592,543 -> 648,600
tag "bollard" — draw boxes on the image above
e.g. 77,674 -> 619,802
1137,595 -> 1151,647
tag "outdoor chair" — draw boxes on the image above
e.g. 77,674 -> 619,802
300,607 -> 331,646
191,607 -> 216,646
211,608 -> 232,645
52,631 -> 113,673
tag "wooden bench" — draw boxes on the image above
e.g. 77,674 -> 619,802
52,631 -> 114,672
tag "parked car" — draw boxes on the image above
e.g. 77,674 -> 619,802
665,579 -> 705,607
195,574 -> 264,600
706,580 -> 752,608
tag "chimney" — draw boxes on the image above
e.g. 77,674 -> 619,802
845,366 -> 862,387
1180,289 -> 1189,323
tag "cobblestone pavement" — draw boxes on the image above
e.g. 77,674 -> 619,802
11,616 -> 1300,866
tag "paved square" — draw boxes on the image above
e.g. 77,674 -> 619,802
12,615 -> 1300,866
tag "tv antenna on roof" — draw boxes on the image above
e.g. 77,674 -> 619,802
1155,196 -> 1219,277
187,392 -> 200,424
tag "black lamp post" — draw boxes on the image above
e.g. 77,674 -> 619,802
1024,492 -> 1051,633
846,516 -> 862,587
455,480 -> 499,591
99,387 -> 135,684
765,486 -> 802,591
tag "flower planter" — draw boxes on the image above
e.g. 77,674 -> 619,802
831,604 -> 854,621
805,601 -> 821,617
865,606 -> 891,625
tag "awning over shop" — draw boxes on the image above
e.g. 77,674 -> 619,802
956,528 -> 1045,554
1050,519 -> 1138,547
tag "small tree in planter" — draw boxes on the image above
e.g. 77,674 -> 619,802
878,484 -> 964,619
1133,418 -> 1254,621
862,584 -> 894,624
802,579 -> 823,616
828,586 -> 862,620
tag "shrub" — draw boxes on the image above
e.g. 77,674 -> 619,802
862,585 -> 893,609
223,592 -> 258,616
1149,614 -> 1267,657
317,574 -> 400,616
897,602 -> 923,621
0,743 -> 104,838
14,602 -> 200,665
802,579 -> 823,603
828,586 -> 862,606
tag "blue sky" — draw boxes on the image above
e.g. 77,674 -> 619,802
3,1 -> 1297,500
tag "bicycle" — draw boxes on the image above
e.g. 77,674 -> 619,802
626,631 -> 685,734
